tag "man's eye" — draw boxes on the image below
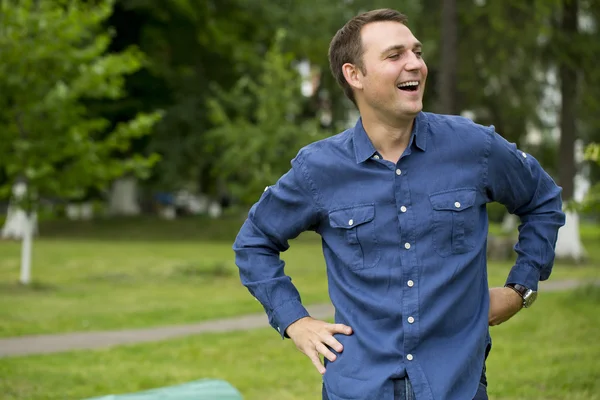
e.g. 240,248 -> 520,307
415,51 -> 424,58
388,54 -> 399,59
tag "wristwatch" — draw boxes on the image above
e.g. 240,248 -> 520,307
505,283 -> 537,308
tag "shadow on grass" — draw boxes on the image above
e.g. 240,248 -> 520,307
0,281 -> 58,293
171,261 -> 233,279
36,216 -> 245,242
33,215 -> 324,243
82,261 -> 236,285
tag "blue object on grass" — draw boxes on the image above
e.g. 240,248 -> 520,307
83,379 -> 243,400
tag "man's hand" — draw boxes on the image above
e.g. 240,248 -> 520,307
488,287 -> 523,326
285,316 -> 353,375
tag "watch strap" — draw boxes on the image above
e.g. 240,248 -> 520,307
505,283 -> 537,308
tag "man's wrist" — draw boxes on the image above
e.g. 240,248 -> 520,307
504,286 -> 524,310
284,316 -> 310,338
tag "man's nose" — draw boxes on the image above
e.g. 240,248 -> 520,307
405,53 -> 425,71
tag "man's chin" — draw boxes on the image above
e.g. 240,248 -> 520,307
398,102 -> 423,117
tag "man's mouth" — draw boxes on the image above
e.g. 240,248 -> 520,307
397,81 -> 419,92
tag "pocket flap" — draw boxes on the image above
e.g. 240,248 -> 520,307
329,204 -> 375,229
430,189 -> 476,211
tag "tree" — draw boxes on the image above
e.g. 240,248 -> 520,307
552,0 -> 591,262
581,143 -> 600,213
558,0 -> 579,202
205,31 -> 328,205
0,0 -> 162,284
107,0 -> 285,196
438,0 -> 458,115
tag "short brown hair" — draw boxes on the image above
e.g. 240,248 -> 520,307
328,9 -> 409,106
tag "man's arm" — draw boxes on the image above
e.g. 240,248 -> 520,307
484,127 -> 566,323
233,152 -> 351,373
233,153 -> 318,336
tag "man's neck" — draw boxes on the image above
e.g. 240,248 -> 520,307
361,111 -> 416,164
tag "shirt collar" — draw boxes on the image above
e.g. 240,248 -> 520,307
353,112 -> 428,163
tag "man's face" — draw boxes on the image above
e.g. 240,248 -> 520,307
353,21 -> 428,119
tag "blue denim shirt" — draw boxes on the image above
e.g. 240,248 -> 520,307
233,112 -> 565,400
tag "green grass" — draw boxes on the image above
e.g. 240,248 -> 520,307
0,239 -> 329,337
0,287 -> 598,400
0,219 -> 598,337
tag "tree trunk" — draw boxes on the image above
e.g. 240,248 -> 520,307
1,182 -> 38,241
558,0 -> 578,201
108,177 -> 141,216
19,213 -> 34,285
555,0 -> 585,262
439,0 -> 458,115
0,182 -> 37,285
555,210 -> 586,262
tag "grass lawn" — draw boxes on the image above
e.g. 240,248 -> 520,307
1,286 -> 599,400
0,217 -> 598,337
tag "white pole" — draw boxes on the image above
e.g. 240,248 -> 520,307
19,213 -> 32,285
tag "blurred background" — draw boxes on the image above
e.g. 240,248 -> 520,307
0,0 -> 598,399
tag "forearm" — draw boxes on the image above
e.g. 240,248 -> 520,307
233,152 -> 321,337
234,217 -> 310,338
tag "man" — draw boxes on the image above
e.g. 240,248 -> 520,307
233,8 -> 565,400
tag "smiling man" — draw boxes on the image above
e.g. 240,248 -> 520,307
233,9 -> 565,400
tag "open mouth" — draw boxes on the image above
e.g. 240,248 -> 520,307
397,81 -> 419,92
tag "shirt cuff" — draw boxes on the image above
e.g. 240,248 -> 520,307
505,264 -> 542,291
270,300 -> 310,339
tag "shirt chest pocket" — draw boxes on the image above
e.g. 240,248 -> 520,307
328,204 -> 381,270
429,189 -> 478,257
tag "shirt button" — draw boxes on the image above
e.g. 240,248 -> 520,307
454,201 -> 461,208
348,219 -> 354,226
404,242 -> 411,250
408,316 -> 415,324
396,169 -> 402,175
373,155 -> 380,160
400,206 -> 407,213
406,354 -> 414,361
521,151 -> 527,158
407,280 -> 414,287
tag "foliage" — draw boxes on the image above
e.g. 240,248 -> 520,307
108,0 -> 286,193
205,30 -> 328,205
581,143 -> 600,213
0,0 -> 162,209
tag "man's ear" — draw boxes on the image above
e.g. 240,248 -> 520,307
342,63 -> 363,91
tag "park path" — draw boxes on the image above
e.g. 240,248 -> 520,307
0,279 -> 597,358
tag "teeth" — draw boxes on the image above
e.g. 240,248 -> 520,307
397,81 -> 419,88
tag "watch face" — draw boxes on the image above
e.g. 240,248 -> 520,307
523,290 -> 537,308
